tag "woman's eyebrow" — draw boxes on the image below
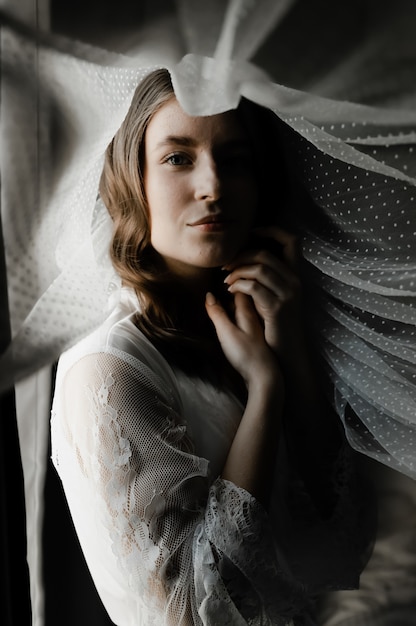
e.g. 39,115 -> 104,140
154,135 -> 197,150
153,136 -> 250,151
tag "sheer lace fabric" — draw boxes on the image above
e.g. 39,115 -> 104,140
51,291 -> 366,625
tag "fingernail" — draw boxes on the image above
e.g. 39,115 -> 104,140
206,292 -> 216,305
223,275 -> 230,284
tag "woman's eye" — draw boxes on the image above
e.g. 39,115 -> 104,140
165,153 -> 190,166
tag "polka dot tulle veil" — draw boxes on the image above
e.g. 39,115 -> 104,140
291,135 -> 416,476
1,0 -> 416,476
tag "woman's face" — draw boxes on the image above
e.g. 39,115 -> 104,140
143,97 -> 258,279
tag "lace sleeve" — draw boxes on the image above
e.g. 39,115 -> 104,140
52,349 -> 311,626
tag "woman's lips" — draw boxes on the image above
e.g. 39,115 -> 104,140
188,215 -> 232,231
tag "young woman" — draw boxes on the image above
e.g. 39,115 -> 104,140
51,69 -> 370,626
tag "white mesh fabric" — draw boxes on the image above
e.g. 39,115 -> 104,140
0,24 -> 161,387
51,335 -> 311,625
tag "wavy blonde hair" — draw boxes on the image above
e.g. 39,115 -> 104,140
100,69 -> 175,335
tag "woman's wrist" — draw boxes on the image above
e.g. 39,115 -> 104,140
245,362 -> 284,451
246,356 -> 283,397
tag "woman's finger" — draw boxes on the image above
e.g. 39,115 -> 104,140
205,292 -> 270,380
224,261 -> 299,298
226,278 -> 288,318
206,292 -> 263,337
233,292 -> 264,337
224,246 -> 298,281
204,292 -> 235,338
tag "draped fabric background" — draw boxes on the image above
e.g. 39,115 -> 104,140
1,0 -> 416,624
0,205 -> 32,626
0,3 -> 45,625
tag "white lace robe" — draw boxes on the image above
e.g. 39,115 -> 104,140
51,290 -> 368,626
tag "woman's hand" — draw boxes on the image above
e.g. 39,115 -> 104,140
222,226 -> 305,368
205,227 -> 300,504
205,290 -> 281,390
211,226 -> 344,510
206,290 -> 284,506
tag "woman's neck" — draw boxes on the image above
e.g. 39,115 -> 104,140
163,269 -> 222,338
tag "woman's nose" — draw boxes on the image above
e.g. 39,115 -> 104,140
194,155 -> 221,202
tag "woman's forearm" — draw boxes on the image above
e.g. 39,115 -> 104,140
221,371 -> 283,507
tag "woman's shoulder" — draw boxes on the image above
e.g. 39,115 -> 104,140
58,290 -> 139,362
56,288 -> 181,406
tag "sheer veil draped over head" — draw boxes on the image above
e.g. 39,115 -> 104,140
1,0 -> 416,477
